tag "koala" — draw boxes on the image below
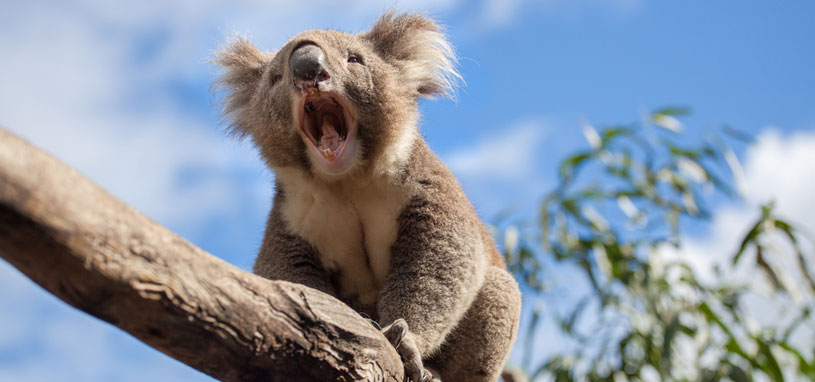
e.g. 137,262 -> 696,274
215,12 -> 521,382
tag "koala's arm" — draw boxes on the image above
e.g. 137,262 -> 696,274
378,183 -> 487,356
253,201 -> 337,297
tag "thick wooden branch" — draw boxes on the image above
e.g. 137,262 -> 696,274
0,127 -> 403,381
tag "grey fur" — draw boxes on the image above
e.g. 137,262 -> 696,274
215,12 -> 521,382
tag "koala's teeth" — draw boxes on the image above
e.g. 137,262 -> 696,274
318,138 -> 344,160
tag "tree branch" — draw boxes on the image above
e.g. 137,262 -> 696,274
0,127 -> 403,381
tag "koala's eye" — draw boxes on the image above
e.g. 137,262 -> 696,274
272,74 -> 282,85
347,55 -> 362,64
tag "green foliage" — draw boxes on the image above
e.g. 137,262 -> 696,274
503,109 -> 815,381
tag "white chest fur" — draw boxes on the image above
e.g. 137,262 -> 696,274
278,170 -> 409,304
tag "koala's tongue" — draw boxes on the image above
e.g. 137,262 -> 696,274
319,114 -> 342,156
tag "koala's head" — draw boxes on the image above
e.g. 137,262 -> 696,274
215,12 -> 459,179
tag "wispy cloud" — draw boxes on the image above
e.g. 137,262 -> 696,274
0,3 -> 269,231
471,0 -> 643,32
478,0 -> 526,29
441,119 -> 552,220
446,120 -> 549,180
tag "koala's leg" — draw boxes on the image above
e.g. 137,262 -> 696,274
426,266 -> 521,382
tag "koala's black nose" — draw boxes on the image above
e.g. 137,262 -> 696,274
290,43 -> 329,88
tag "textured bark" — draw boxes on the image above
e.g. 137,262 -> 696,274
0,127 -> 403,382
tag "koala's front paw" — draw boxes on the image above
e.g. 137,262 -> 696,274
382,319 -> 432,382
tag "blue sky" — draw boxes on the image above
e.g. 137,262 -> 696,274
1,1 -> 813,380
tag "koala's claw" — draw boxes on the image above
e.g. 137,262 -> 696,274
359,313 -> 382,331
383,318 -> 407,349
382,319 -> 426,382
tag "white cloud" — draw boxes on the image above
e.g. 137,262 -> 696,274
742,129 -> 815,233
661,129 -> 815,278
658,128 -> 815,361
0,3 -> 259,229
446,120 -> 549,179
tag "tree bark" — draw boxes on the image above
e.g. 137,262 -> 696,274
0,127 -> 404,381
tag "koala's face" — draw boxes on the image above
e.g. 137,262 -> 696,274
216,13 -> 459,178
268,30 -> 398,176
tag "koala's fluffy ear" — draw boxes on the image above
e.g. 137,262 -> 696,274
214,37 -> 272,136
362,12 -> 461,99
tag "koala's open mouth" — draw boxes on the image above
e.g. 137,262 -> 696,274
298,91 -> 358,172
